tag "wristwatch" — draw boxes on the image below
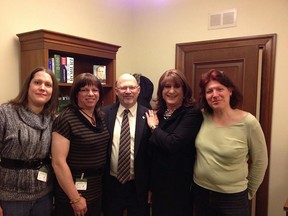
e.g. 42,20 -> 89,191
151,125 -> 158,132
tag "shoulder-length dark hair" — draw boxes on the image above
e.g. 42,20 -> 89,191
8,67 -> 59,116
155,69 -> 194,112
198,69 -> 243,113
69,73 -> 104,118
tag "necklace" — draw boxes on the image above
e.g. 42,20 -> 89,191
80,109 -> 96,126
164,108 -> 175,120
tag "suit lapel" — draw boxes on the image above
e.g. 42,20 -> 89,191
107,104 -> 118,133
134,105 -> 146,157
106,103 -> 147,158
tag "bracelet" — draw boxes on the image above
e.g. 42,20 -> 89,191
70,193 -> 82,205
151,125 -> 158,132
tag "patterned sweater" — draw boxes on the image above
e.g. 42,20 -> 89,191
0,104 -> 53,201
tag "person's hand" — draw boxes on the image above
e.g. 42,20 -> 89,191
145,110 -> 159,128
0,206 -> 3,216
71,196 -> 87,216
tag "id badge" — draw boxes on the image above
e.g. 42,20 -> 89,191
75,178 -> 88,190
37,166 -> 48,182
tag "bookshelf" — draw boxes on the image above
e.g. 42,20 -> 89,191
17,29 -> 121,105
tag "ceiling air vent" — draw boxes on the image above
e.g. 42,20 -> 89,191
208,9 -> 237,30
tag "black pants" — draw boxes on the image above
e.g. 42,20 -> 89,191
102,175 -> 149,216
193,184 -> 249,216
54,198 -> 102,216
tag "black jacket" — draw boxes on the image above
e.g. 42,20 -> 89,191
102,103 -> 151,202
149,106 -> 203,216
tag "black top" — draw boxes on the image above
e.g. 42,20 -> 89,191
149,106 -> 203,216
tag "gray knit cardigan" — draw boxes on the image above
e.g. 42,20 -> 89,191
0,104 -> 53,201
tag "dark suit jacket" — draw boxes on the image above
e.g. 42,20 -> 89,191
102,103 -> 151,202
149,106 -> 203,216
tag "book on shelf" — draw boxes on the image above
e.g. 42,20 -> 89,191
48,58 -> 54,73
58,96 -> 70,113
49,55 -> 74,83
54,54 -> 61,82
66,57 -> 74,83
93,65 -> 106,84
60,57 -> 67,83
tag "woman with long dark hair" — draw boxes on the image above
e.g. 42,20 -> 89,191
0,67 -> 58,216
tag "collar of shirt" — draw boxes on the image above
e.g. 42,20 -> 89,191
117,103 -> 138,117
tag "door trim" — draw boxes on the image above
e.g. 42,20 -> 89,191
175,34 -> 277,216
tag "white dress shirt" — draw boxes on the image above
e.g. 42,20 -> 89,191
110,103 -> 138,179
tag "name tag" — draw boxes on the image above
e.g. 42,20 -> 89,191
37,166 -> 48,182
75,178 -> 88,190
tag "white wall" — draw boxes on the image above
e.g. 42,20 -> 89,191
1,0 -> 288,215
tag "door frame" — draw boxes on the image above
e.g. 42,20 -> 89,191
175,34 -> 277,216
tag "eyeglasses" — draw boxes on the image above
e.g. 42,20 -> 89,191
79,88 -> 99,95
117,85 -> 139,91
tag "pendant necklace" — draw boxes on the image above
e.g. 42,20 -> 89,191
164,108 -> 175,120
80,109 -> 96,126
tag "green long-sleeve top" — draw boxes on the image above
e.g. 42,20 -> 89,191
193,111 -> 268,199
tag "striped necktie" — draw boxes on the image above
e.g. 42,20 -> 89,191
117,109 -> 131,184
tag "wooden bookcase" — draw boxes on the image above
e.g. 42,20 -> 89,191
17,29 -> 121,105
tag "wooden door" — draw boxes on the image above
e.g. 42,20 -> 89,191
176,34 -> 276,216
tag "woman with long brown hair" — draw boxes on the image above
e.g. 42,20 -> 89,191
146,69 -> 203,216
0,67 -> 58,216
